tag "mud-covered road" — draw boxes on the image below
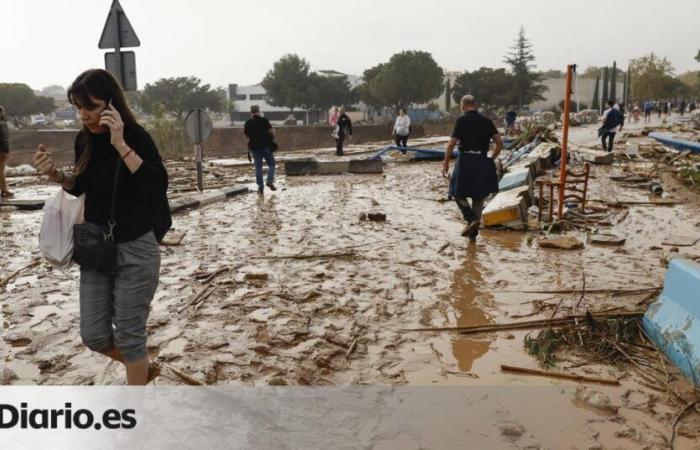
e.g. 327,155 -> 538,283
2,119 -> 700,448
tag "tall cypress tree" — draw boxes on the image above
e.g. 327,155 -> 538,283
610,61 -> 617,102
591,75 -> 600,111
503,26 -> 547,109
602,67 -> 609,105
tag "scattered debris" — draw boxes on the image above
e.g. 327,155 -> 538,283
501,364 -> 620,386
538,236 -> 584,250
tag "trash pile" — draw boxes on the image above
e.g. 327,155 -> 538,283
532,111 -> 557,127
563,109 -> 599,126
692,109 -> 700,129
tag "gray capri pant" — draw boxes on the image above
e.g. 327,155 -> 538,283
79,231 -> 161,363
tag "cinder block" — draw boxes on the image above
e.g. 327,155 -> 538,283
285,159 -> 318,176
643,258 -> 700,385
198,191 -> 226,206
223,185 -> 250,197
315,161 -> 350,175
349,159 -> 383,174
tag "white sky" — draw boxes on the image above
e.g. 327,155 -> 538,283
3,0 -> 699,91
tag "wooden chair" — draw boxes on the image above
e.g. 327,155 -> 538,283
537,162 -> 591,222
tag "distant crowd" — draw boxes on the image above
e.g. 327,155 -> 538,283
629,99 -> 698,123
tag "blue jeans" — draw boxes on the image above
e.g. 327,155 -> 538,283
251,148 -> 276,191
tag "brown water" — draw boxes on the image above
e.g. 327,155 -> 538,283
2,120 -> 699,448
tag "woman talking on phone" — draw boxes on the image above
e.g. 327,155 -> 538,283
32,69 -> 171,385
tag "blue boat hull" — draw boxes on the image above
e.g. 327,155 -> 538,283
649,132 -> 700,154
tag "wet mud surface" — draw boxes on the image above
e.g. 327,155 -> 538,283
2,121 -> 700,448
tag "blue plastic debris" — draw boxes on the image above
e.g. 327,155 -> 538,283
642,258 -> 700,385
648,132 -> 700,154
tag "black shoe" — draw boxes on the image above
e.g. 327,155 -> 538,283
266,182 -> 277,191
461,220 -> 479,237
257,188 -> 264,195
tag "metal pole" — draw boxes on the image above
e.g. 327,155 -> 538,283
558,64 -> 575,220
112,6 -> 123,88
195,109 -> 204,192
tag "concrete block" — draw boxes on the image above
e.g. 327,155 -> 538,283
223,185 -> 250,197
349,159 -> 383,174
197,191 -> 225,207
643,258 -> 700,385
315,161 -> 350,175
169,198 -> 200,214
284,159 -> 318,176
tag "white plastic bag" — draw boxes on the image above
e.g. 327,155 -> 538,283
39,190 -> 85,268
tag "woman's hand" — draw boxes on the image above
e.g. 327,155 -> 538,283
99,102 -> 126,149
32,144 -> 59,179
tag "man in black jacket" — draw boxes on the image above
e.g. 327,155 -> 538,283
334,107 -> 352,156
244,105 -> 277,193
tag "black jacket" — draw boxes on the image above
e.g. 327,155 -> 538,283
66,125 -> 171,243
337,113 -> 352,137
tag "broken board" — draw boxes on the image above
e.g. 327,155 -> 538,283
482,185 -> 531,229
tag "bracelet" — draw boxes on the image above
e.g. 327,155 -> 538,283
121,149 -> 134,160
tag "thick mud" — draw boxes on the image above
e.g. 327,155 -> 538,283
2,119 -> 700,448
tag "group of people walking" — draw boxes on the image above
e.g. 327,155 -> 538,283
636,99 -> 697,123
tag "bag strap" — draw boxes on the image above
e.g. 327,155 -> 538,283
106,157 -> 122,241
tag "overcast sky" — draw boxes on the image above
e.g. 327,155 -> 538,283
3,0 -> 699,91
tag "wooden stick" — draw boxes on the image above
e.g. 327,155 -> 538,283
500,365 -> 620,386
670,401 -> 699,446
495,287 -> 659,295
165,364 -> 204,385
251,251 -> 356,260
0,259 -> 41,288
401,311 -> 644,334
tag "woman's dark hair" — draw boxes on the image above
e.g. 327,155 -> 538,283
67,69 -> 139,175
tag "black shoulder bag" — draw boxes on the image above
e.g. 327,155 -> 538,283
73,158 -> 121,272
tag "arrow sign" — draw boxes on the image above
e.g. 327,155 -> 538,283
98,0 -> 140,49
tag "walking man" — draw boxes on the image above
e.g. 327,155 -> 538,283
600,100 -> 622,152
442,95 -> 502,241
244,105 -> 277,194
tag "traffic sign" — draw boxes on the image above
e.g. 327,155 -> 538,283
185,109 -> 213,144
98,0 -> 140,49
105,51 -> 137,91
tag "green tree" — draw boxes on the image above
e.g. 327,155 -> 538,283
355,64 -> 386,112
302,73 -> 353,117
679,71 -> 700,97
452,67 -> 516,108
696,50 -> 700,63
629,53 -> 679,99
539,69 -> 565,78
261,54 -> 311,112
591,75 -> 600,111
504,26 -> 547,109
141,77 -> 225,121
582,66 -> 625,79
0,83 -> 55,120
365,50 -> 444,113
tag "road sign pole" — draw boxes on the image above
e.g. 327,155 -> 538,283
112,5 -> 123,88
195,144 -> 203,192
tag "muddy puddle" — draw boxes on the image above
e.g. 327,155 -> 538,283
2,120 -> 700,448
